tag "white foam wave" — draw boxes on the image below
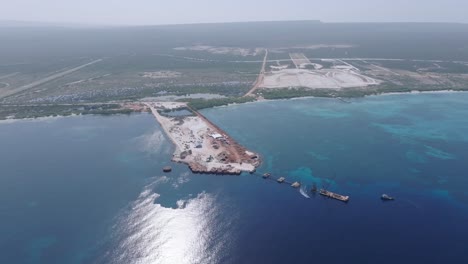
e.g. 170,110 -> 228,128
0,114 -> 81,125
172,172 -> 191,189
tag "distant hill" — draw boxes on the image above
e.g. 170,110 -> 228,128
1,20 -> 468,62
0,19 -> 323,28
0,20 -> 103,28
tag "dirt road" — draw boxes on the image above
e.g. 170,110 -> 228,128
244,49 -> 268,97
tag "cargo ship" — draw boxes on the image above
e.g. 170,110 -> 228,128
319,189 -> 350,202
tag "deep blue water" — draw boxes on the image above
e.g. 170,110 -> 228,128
1,93 -> 468,264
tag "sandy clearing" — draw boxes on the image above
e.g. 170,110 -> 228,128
174,45 -> 261,56
261,69 -> 380,89
142,71 -> 181,79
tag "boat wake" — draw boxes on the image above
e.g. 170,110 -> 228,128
299,186 -> 310,198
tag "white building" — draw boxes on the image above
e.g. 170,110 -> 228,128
210,133 -> 223,139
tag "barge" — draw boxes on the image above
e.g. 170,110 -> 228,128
291,182 -> 301,188
319,189 -> 349,202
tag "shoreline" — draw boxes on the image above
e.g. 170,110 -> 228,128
365,89 -> 468,97
209,89 -> 468,110
2,90 -> 468,122
0,112 -> 146,124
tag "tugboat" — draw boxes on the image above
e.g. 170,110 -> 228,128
311,183 -> 318,193
381,194 -> 395,201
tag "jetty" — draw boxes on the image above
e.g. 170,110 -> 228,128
319,189 -> 350,202
145,101 -> 260,175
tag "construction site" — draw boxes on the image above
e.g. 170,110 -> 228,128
261,53 -> 380,89
145,101 -> 261,174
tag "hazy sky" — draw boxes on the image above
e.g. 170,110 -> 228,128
2,0 -> 467,25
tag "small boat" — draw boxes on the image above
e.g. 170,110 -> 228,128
277,177 -> 285,183
381,194 -> 394,201
311,183 -> 318,192
262,173 -> 271,179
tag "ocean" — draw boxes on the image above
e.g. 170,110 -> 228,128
1,93 -> 467,264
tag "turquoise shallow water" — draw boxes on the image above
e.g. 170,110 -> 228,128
1,93 -> 468,263
204,93 -> 468,204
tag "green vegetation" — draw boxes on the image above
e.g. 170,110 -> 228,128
2,21 -> 468,119
258,87 -> 377,99
0,104 -> 136,120
183,97 -> 256,110
259,88 -> 336,99
258,84 -> 468,100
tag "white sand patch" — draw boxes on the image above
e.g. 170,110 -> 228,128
270,65 -> 289,70
142,71 -> 181,79
294,44 -> 355,49
174,45 -> 261,56
271,44 -> 355,53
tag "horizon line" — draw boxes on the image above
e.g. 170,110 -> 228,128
0,19 -> 466,28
